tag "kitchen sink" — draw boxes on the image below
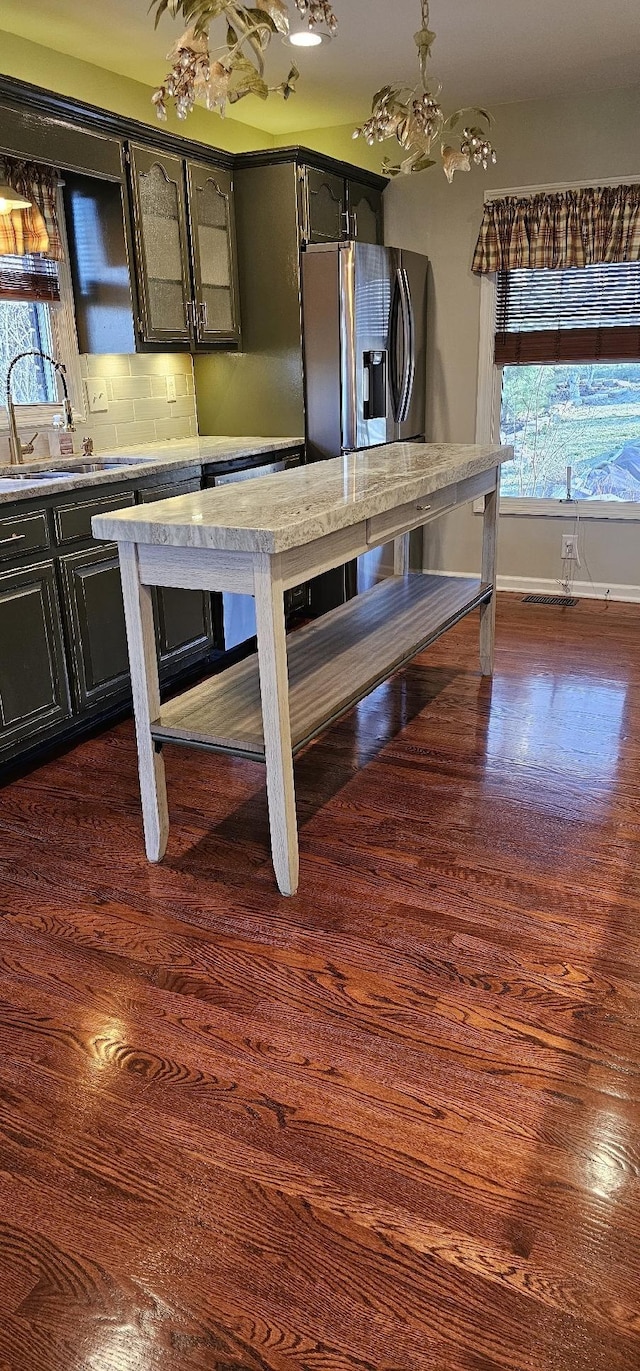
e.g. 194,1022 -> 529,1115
0,457 -> 147,480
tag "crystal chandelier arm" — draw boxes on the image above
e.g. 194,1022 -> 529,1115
354,0 -> 496,180
149,0 -> 337,119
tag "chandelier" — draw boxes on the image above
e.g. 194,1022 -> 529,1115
354,0 -> 496,180
150,0 -> 338,120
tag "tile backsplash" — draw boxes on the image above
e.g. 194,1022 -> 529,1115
0,353 -> 198,463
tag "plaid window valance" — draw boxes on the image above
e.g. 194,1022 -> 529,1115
472,185 -> 640,275
0,157 -> 62,261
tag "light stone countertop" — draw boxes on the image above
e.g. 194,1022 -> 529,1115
93,442 -> 512,554
0,436 -> 303,504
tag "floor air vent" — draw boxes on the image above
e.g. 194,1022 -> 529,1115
523,594 -> 579,607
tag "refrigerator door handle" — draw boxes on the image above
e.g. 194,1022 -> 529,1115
395,266 -> 416,424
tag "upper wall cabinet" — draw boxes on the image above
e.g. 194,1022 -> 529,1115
301,167 -> 348,244
299,166 -> 384,246
347,179 -> 384,246
64,171 -> 137,356
128,145 -> 193,346
127,144 -> 240,350
186,161 -> 240,346
0,98 -> 122,179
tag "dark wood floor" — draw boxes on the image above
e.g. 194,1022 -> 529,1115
0,593 -> 639,1371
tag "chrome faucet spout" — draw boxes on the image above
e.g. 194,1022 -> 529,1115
5,349 -> 74,465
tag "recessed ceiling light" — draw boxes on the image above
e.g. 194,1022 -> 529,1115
284,28 -> 330,47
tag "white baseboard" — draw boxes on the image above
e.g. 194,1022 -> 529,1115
496,574 -> 640,604
425,569 -> 640,604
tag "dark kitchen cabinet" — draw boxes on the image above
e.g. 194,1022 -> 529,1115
128,144 -> 193,346
301,166 -> 347,244
299,166 -> 384,245
347,179 -> 384,244
0,560 -> 71,755
64,171 -> 137,356
155,582 -> 213,673
139,480 -> 214,673
59,545 -> 130,711
186,159 -> 241,345
127,144 -> 240,350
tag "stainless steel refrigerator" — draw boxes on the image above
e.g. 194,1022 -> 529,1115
301,241 -> 428,607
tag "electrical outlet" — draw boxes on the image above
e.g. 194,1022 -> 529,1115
561,534 -> 580,564
166,374 -> 177,403
85,378 -> 108,414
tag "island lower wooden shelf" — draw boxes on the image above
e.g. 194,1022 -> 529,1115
152,572 -> 491,761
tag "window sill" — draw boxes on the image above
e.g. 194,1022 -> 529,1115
473,497 -> 640,520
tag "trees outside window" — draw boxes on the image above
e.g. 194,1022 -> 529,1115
500,362 -> 640,503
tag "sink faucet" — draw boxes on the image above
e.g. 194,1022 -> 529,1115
5,350 -> 75,465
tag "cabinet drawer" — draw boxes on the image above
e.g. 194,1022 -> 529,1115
139,479 -> 201,503
366,481 -> 457,546
54,491 -> 136,546
0,510 -> 50,563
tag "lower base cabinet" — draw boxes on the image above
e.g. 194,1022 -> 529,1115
0,472 -> 222,769
0,560 -> 72,751
59,545 -> 130,711
154,583 -> 213,675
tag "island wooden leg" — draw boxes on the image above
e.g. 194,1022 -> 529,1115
254,555 -> 299,897
480,478 -> 500,677
393,533 -> 410,575
118,541 -> 169,862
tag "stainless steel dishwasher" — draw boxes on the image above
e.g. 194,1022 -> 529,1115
202,448 -> 306,654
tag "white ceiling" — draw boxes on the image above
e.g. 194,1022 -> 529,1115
0,0 -> 639,134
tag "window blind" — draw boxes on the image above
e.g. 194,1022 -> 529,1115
495,262 -> 640,365
0,252 -> 60,304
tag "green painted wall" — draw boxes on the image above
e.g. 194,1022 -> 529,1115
274,123 -> 385,176
0,28 -> 383,169
0,29 -> 272,153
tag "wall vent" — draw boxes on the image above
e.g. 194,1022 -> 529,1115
522,594 -> 579,607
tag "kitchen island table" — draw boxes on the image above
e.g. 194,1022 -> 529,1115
94,441 -> 511,895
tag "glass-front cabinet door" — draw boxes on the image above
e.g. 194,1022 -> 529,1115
128,145 -> 192,345
186,161 -> 240,345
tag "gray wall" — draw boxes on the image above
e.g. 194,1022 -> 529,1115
384,86 -> 640,597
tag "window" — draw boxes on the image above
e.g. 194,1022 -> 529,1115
0,192 -> 82,430
500,362 -> 640,502
493,260 -> 640,508
0,288 -> 58,405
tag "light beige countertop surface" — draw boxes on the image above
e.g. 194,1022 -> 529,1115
94,442 -> 512,554
0,436 -> 303,504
